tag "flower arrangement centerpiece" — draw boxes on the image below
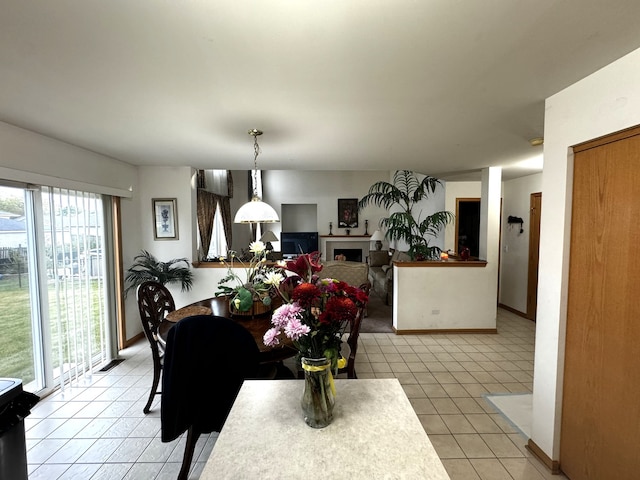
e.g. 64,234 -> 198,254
263,251 -> 368,428
215,241 -> 284,315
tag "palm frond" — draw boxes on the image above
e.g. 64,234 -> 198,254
358,181 -> 407,211
380,212 -> 414,240
417,211 -> 455,237
412,176 -> 442,203
360,170 -> 454,258
393,170 -> 420,197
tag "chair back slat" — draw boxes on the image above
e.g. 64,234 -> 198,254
340,307 -> 364,379
137,281 -> 175,351
136,281 -> 176,414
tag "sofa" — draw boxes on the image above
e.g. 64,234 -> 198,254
367,250 -> 411,305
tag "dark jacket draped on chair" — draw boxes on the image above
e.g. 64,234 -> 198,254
160,314 -> 259,442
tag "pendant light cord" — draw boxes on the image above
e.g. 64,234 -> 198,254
249,128 -> 262,198
252,134 -> 259,197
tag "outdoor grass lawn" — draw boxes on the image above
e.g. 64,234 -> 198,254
0,276 -> 34,382
0,275 -> 105,383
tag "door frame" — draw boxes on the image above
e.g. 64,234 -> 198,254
526,192 -> 541,320
455,198 -> 480,255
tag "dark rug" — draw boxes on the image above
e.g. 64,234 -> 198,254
361,291 -> 393,333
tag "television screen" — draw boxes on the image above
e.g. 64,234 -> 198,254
280,232 -> 319,256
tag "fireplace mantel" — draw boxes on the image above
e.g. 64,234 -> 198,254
320,235 -> 371,239
320,235 -> 372,262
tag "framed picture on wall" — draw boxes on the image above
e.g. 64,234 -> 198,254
338,198 -> 358,228
153,198 -> 179,240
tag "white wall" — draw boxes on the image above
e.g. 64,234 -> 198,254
532,47 -> 640,461
119,193 -> 143,339
499,173 -> 542,313
281,204 -> 317,233
394,264 -> 498,330
263,170 -> 390,240
0,121 -> 135,197
394,168 -> 501,332
120,166 -> 197,339
446,176 -> 542,315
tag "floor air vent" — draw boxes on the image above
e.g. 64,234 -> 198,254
98,359 -> 125,372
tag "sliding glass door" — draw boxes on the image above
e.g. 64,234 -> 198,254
0,185 -> 40,389
0,184 -> 114,394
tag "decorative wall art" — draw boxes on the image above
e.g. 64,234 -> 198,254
338,198 -> 358,228
153,198 -> 179,240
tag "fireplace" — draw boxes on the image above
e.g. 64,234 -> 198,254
333,248 -> 363,262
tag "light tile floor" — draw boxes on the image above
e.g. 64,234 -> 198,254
25,308 -> 566,479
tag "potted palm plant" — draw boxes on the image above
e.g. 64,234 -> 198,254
358,170 -> 454,260
124,250 -> 194,297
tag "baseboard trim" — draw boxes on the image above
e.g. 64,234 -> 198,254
498,303 -> 529,319
393,327 -> 498,335
526,439 -> 562,475
123,331 -> 144,348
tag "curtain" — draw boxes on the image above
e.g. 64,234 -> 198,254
197,189 -> 216,260
216,193 -> 232,248
197,170 -> 234,259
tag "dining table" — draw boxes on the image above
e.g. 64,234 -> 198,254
157,296 -> 297,364
199,379 -> 451,479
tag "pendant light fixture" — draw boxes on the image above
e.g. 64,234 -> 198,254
234,129 -> 280,224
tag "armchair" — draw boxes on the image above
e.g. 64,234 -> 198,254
367,250 -> 410,305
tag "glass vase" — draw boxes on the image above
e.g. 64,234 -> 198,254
300,357 -> 335,428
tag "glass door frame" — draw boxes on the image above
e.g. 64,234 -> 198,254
0,182 -> 119,397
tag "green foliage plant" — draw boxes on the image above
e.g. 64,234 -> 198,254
358,170 -> 454,260
124,250 -> 193,297
215,241 -> 284,312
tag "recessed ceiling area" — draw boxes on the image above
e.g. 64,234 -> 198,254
1,1 -> 640,181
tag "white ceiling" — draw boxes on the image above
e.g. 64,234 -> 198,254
2,1 -> 640,181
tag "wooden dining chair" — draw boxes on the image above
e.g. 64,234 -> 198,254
161,314 -> 259,480
338,307 -> 364,379
295,307 -> 365,380
136,281 -> 175,414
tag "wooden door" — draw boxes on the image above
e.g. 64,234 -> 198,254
561,127 -> 640,479
526,193 -> 541,320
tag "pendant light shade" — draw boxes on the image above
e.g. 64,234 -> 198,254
234,129 -> 280,224
234,196 -> 279,223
